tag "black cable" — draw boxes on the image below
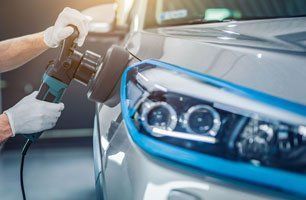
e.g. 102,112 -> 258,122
20,139 -> 33,200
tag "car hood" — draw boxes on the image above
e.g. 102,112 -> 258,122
126,17 -> 306,106
151,18 -> 306,53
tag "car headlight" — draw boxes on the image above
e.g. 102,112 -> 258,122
121,60 -> 306,196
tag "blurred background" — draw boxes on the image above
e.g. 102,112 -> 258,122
0,0 -> 133,199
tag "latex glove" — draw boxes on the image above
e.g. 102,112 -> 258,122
4,91 -> 64,136
44,7 -> 91,48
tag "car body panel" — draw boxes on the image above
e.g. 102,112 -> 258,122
126,17 -> 306,106
102,122 -> 296,200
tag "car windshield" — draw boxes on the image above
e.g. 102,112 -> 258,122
145,0 -> 306,28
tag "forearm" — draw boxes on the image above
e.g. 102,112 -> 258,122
0,114 -> 13,143
0,32 -> 49,73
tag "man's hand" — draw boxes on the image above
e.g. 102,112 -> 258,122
3,92 -> 64,136
44,7 -> 91,48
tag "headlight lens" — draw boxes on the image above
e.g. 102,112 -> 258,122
183,104 -> 221,136
121,60 -> 306,196
140,101 -> 178,134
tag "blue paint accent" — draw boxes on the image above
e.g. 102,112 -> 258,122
120,60 -> 306,197
42,74 -> 68,103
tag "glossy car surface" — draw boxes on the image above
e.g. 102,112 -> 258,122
93,0 -> 306,199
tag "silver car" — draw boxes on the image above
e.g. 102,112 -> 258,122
93,0 -> 306,199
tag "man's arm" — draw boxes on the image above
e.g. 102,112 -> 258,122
0,7 -> 90,73
0,32 -> 48,73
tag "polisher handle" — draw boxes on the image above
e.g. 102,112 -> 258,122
24,75 -> 68,142
57,25 -> 79,65
22,26 -> 78,142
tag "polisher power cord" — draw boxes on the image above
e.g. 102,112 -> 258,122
20,139 -> 33,200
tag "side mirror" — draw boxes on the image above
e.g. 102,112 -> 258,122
82,4 -> 117,34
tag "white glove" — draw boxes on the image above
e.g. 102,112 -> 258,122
44,7 -> 91,48
4,91 -> 64,136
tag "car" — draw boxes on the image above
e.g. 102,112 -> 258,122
92,0 -> 306,199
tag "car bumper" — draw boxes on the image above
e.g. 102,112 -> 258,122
93,116 -> 297,200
